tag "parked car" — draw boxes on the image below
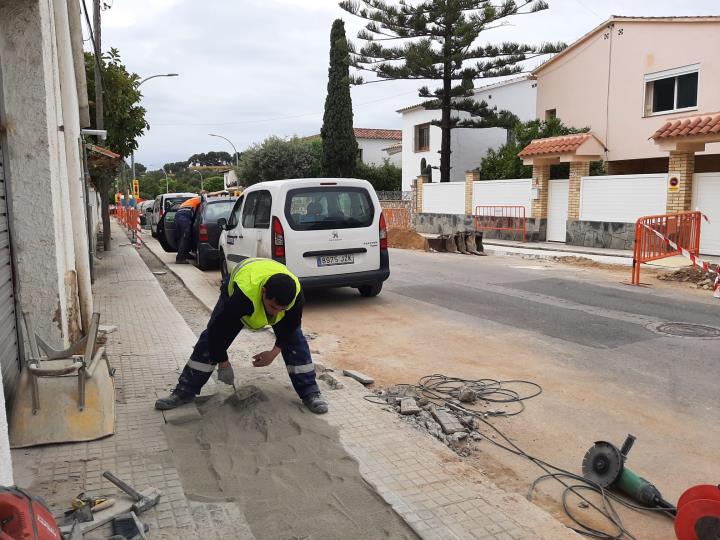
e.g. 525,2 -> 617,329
138,200 -> 154,227
192,196 -> 237,270
150,192 -> 197,238
216,178 -> 389,297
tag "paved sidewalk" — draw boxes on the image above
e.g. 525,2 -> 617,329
143,233 -> 579,539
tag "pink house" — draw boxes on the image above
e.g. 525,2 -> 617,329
534,15 -> 720,173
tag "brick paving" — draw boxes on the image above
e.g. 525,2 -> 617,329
10,222 -> 578,539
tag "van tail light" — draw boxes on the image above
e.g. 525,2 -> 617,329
379,211 -> 388,250
272,217 -> 285,259
198,224 -> 209,242
159,208 -> 165,219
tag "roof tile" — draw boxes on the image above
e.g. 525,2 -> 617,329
354,128 -> 402,140
517,133 -> 593,158
652,112 -> 720,140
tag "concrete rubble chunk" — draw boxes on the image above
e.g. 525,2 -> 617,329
342,369 -> 375,385
318,372 -> 344,390
400,398 -> 420,415
431,408 -> 467,434
458,385 -> 477,403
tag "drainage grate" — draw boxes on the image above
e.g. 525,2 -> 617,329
653,322 -> 720,339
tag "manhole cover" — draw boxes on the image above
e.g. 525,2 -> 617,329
653,322 -> 720,338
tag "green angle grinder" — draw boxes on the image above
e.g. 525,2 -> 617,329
582,434 -> 676,516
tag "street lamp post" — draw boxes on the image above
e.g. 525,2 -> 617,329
161,167 -> 169,194
209,133 -> 239,166
192,169 -> 204,191
131,73 -> 179,182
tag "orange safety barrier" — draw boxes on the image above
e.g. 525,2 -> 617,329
631,211 -> 702,285
474,205 -> 526,242
383,207 -> 411,230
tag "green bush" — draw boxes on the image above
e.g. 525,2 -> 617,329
354,160 -> 402,191
238,137 -> 322,185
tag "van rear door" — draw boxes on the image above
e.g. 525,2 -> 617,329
282,185 -> 379,278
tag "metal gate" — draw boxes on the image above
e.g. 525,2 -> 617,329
0,135 -> 20,404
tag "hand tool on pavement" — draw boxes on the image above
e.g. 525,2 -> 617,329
102,472 -> 161,515
582,434 -> 675,516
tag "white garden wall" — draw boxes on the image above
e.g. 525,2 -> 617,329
579,174 -> 667,223
472,179 -> 532,215
422,182 -> 465,214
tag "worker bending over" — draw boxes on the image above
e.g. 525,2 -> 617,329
174,195 -> 203,264
155,257 -> 328,414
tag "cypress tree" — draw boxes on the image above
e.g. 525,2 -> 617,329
321,19 -> 358,178
340,1 -> 565,182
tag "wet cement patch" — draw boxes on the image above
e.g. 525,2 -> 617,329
163,385 -> 417,540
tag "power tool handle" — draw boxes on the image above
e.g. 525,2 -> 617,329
102,471 -> 142,501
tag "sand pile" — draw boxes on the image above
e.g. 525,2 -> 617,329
387,228 -> 429,251
164,385 -> 416,540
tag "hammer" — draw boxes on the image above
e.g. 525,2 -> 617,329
102,471 -> 161,514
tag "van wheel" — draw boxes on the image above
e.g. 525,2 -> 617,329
358,282 -> 383,297
220,252 -> 229,280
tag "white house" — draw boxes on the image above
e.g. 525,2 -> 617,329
397,75 -> 537,190
0,0 -> 94,483
354,128 -> 402,167
304,128 -> 402,168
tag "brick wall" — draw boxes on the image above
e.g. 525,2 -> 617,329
530,163 -> 550,219
465,170 -> 480,215
666,151 -> 694,213
568,162 -> 589,220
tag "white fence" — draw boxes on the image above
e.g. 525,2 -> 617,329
422,182 -> 465,214
579,174 -> 667,223
472,179 -> 531,214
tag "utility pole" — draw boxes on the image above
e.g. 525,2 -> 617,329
93,0 -> 103,132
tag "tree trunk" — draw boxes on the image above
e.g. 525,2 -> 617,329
100,176 -> 111,251
440,39 -> 452,183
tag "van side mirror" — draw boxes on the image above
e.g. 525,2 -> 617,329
217,217 -> 228,230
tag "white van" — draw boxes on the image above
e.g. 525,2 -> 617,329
218,178 -> 390,296
150,192 -> 197,237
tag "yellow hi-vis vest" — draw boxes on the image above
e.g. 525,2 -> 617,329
228,258 -> 301,330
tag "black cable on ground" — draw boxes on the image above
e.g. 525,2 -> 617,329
364,373 -> 676,540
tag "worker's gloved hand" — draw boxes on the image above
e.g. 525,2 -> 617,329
217,363 -> 235,385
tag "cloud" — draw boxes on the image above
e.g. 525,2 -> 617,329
96,0 -> 720,167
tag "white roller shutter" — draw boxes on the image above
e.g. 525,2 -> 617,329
580,174 -> 667,223
693,173 -> 720,256
0,136 -> 20,403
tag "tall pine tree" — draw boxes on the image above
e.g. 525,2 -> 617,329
321,19 -> 358,177
339,0 -> 565,182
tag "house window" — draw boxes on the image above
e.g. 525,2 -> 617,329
415,123 -> 430,152
357,148 -> 363,162
644,64 -> 699,116
545,109 -> 557,120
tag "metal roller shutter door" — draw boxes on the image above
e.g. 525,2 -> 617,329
0,138 -> 19,404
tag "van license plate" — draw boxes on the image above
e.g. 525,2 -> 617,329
317,254 -> 354,267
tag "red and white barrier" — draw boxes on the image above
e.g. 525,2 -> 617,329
135,212 -> 142,248
640,220 -> 720,299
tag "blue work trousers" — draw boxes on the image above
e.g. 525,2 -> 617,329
175,277 -> 319,399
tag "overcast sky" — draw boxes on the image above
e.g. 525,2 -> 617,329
92,0 -> 718,168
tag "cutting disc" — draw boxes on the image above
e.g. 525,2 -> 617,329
674,499 -> 720,540
582,441 -> 624,488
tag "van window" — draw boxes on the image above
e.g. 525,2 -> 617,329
164,196 -> 190,211
227,196 -> 244,229
204,200 -> 235,221
242,190 -> 272,229
285,187 -> 374,231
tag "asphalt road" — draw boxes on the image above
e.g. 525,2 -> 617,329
301,249 -> 720,539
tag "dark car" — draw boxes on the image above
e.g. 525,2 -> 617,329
157,195 -> 237,271
192,196 -> 237,270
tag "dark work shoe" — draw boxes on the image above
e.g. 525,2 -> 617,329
154,391 -> 195,410
302,393 -> 329,414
